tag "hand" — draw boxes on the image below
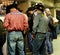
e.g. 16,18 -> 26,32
53,22 -> 58,26
32,34 -> 35,39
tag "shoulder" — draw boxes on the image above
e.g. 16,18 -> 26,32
5,13 -> 11,17
23,14 -> 28,17
21,13 -> 28,20
34,14 -> 39,18
48,15 -> 53,19
43,16 -> 49,22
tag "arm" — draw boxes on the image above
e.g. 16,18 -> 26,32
48,16 -> 55,30
3,14 -> 9,30
23,14 -> 28,30
32,15 -> 39,34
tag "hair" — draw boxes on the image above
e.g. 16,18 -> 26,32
45,8 -> 50,12
26,6 -> 35,14
6,4 -> 17,14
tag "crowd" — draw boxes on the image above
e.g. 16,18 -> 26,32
0,2 -> 59,55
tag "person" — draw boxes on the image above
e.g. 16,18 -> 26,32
32,3 -> 49,55
44,8 -> 57,55
3,4 -> 28,55
45,8 -> 58,38
26,6 -> 35,51
0,19 -> 6,55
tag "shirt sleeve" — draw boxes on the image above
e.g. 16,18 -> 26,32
23,14 -> 28,30
32,15 -> 40,34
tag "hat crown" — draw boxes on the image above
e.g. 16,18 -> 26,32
35,3 -> 45,12
28,7 -> 35,11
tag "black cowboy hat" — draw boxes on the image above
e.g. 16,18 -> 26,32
34,3 -> 45,12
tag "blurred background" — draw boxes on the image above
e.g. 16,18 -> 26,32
0,0 -> 60,55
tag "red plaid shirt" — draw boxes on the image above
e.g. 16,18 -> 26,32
3,10 -> 28,31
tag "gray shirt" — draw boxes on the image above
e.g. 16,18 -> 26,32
32,13 -> 49,34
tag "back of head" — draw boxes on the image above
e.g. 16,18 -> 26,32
6,4 -> 17,14
26,6 -> 35,13
9,4 -> 17,10
26,6 -> 35,15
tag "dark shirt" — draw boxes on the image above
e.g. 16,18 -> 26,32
0,19 -> 6,35
27,13 -> 33,32
47,15 -> 55,31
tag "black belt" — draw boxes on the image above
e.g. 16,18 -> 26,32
8,30 -> 22,32
36,32 -> 46,34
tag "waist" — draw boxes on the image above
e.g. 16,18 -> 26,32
8,30 -> 22,32
36,32 -> 46,34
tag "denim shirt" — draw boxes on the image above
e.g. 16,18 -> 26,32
32,13 -> 49,34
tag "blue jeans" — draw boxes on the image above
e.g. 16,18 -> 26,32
27,32 -> 33,51
32,33 -> 46,55
8,31 -> 25,55
46,32 -> 53,54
